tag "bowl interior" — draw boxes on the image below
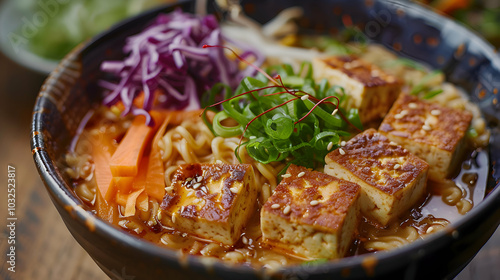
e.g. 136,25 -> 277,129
31,0 -> 500,279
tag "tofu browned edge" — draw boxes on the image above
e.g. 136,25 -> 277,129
312,55 -> 402,124
158,163 -> 258,246
325,129 -> 429,226
379,93 -> 473,181
261,164 -> 361,260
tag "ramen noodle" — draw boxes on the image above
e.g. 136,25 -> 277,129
65,32 -> 489,267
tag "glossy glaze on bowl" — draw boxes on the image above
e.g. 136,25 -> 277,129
31,0 -> 500,279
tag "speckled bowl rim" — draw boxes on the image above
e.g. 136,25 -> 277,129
31,0 -> 500,278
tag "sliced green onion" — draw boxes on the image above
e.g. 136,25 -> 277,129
213,111 -> 242,137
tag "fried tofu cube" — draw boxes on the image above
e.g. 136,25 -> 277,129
157,163 -> 258,245
261,164 -> 361,260
379,94 -> 472,181
313,55 -> 402,124
324,129 -> 429,226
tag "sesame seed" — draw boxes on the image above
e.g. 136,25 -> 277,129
193,183 -> 201,189
408,102 -> 417,109
431,109 -> 441,116
283,205 -> 291,215
327,142 -> 334,150
216,159 -> 223,164
165,186 -> 174,193
310,200 -> 319,206
389,141 -> 398,146
301,95 -> 309,101
181,206 -> 186,213
340,141 -> 346,147
249,136 -> 256,140
281,174 -> 291,178
186,177 -> 193,182
339,148 -> 346,155
172,215 -> 177,223
426,226 -> 434,234
297,171 -> 306,178
400,110 -> 408,116
193,198 -> 200,204
188,190 -> 194,197
196,176 -> 202,182
242,236 -> 248,244
422,124 -> 432,131
350,60 -> 361,68
202,186 -> 208,193
394,164 -> 401,170
331,108 -> 338,116
230,187 -> 238,194
182,233 -> 188,238
394,114 -> 403,119
271,204 -> 281,209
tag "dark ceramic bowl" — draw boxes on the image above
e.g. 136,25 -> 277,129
31,0 -> 500,279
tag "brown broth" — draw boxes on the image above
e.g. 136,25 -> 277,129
69,108 -> 489,268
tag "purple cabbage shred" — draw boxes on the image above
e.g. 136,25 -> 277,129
99,9 -> 262,126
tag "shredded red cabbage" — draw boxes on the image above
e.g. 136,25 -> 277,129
99,9 -> 263,125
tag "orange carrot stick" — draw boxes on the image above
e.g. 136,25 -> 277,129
93,150 -> 117,202
95,188 -> 117,223
132,155 -> 149,191
113,177 -> 134,194
169,109 -> 215,125
109,111 -> 166,177
145,114 -> 171,201
115,191 -> 128,207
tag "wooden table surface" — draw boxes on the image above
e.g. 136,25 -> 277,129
0,46 -> 499,280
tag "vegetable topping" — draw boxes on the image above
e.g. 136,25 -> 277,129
202,52 -> 363,170
99,10 -> 262,125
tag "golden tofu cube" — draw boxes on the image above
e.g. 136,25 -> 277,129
325,129 -> 429,226
261,164 -> 361,260
158,163 -> 257,245
379,94 -> 472,181
313,55 -> 402,124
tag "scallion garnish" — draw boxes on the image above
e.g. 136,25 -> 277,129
201,48 -> 362,169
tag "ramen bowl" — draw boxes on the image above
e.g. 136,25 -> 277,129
31,0 -> 500,279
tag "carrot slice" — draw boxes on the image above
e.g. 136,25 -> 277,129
113,92 -> 146,113
115,191 -> 128,207
95,188 -> 117,223
132,155 -> 149,191
109,111 -> 166,177
113,177 -> 134,194
81,128 -> 117,203
145,114 -> 171,201
169,109 -> 214,125
112,90 -> 166,114
93,150 -> 117,202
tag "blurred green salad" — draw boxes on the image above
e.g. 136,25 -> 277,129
417,0 -> 500,47
15,0 -> 175,60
